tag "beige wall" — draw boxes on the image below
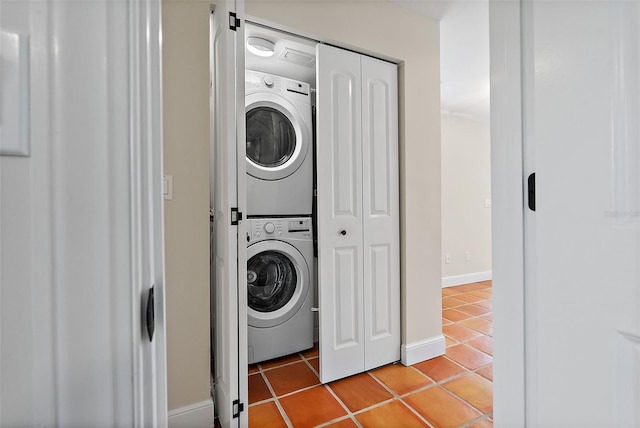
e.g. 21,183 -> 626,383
163,0 -> 212,410
162,0 -> 442,411
441,114 -> 492,278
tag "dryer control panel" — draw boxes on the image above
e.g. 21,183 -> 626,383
248,217 -> 312,241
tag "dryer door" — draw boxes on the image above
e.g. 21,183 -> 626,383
247,240 -> 310,328
245,93 -> 310,181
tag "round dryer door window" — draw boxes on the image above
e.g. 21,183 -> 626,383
245,93 -> 310,181
246,240 -> 310,329
246,107 -> 296,168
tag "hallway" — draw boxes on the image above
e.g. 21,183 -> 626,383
247,281 -> 493,427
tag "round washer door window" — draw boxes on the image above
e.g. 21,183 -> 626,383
247,250 -> 297,313
246,240 -> 310,328
246,107 -> 296,168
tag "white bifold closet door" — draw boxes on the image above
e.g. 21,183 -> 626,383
316,44 -> 400,384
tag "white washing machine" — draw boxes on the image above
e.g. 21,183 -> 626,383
247,217 -> 314,364
245,70 -> 313,217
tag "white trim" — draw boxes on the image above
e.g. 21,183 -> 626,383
400,335 -> 446,366
442,271 -> 493,288
489,0 -> 526,425
168,400 -> 214,428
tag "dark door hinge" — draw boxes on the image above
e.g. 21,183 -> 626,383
229,12 -> 240,31
146,285 -> 155,341
232,399 -> 245,418
231,208 -> 242,225
528,172 -> 536,211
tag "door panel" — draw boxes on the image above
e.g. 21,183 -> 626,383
523,1 -> 640,425
211,1 -> 247,426
361,56 -> 400,370
317,44 -> 364,383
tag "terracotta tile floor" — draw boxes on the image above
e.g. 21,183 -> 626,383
247,281 -> 493,427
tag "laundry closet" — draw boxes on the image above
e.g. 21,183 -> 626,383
211,7 -> 400,424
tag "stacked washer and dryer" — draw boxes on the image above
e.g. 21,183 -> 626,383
245,70 -> 315,364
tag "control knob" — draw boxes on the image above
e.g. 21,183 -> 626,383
263,76 -> 274,88
264,222 -> 276,234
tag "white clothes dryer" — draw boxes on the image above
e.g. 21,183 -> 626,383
245,70 -> 313,216
246,217 -> 314,364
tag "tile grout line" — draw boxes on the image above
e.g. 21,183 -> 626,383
256,364 -> 293,428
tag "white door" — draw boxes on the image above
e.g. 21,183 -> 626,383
316,44 -> 365,384
521,2 -> 640,425
210,1 -> 248,426
0,0 -> 165,426
316,44 -> 400,384
361,56 -> 400,371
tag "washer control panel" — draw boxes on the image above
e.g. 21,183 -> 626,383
245,70 -> 310,97
249,218 -> 312,241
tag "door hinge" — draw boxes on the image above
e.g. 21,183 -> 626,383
528,172 -> 536,211
145,285 -> 155,341
231,207 -> 243,225
232,399 -> 245,418
229,12 -> 240,31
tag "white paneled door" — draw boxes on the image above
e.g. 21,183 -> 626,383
493,1 -> 640,425
211,0 -> 248,426
316,44 -> 400,384
0,0 -> 166,426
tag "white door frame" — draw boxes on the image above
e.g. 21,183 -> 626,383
488,0 -> 526,425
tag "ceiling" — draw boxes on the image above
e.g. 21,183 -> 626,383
394,0 -> 490,123
245,1 -> 490,123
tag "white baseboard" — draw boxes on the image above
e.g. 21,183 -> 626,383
401,335 -> 446,366
442,271 -> 492,288
168,399 -> 214,428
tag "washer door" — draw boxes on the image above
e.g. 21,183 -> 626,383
247,240 -> 310,328
246,92 -> 309,181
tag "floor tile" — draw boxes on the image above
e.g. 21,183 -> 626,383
264,361 -> 319,396
260,353 -> 302,370
443,324 -> 482,342
474,300 -> 492,310
371,363 -> 433,395
467,417 -> 494,427
442,308 -> 471,322
413,356 -> 466,383
456,304 -> 491,317
476,364 -> 493,381
442,317 -> 453,326
446,345 -> 492,370
469,290 -> 492,300
445,336 -> 457,347
467,336 -> 493,356
248,373 -> 272,404
307,357 -> 319,373
442,297 -> 466,308
279,386 -> 347,428
404,386 -> 481,428
301,342 -> 319,358
356,400 -> 427,427
453,293 -> 486,304
324,418 -> 359,427
480,313 -> 493,322
459,317 -> 493,336
443,373 -> 493,413
442,287 -> 462,297
329,373 -> 393,412
249,364 -> 259,374
248,401 -> 287,428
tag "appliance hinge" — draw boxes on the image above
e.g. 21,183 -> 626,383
528,172 -> 536,211
229,12 -> 240,31
145,285 -> 155,341
232,399 -> 245,418
231,207 -> 242,225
